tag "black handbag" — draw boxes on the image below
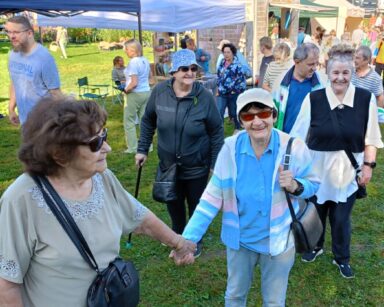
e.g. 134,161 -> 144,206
329,110 -> 367,199
32,175 -> 139,307
283,137 -> 323,254
152,163 -> 178,202
152,99 -> 195,203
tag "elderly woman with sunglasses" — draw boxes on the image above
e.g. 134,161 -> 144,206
136,49 -> 224,257
0,97 -> 196,307
180,88 -> 319,306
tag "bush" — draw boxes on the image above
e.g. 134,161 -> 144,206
68,28 -> 94,43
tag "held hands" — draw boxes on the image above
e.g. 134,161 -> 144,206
169,236 -> 196,266
278,165 -> 298,193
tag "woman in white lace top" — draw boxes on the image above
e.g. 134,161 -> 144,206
0,98 -> 196,307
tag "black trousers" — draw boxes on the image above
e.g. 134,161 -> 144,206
313,193 -> 356,264
166,174 -> 209,234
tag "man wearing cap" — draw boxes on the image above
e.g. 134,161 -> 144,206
136,49 -> 224,257
273,43 -> 326,134
186,38 -> 211,74
181,88 -> 319,306
216,39 -> 252,77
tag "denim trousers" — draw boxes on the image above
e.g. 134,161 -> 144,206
313,192 -> 356,264
225,246 -> 295,307
217,93 -> 241,129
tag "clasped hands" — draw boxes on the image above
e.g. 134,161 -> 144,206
169,235 -> 196,266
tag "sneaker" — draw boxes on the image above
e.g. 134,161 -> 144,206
301,248 -> 324,262
332,260 -> 355,279
194,241 -> 202,258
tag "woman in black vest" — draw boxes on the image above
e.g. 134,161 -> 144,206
290,44 -> 383,278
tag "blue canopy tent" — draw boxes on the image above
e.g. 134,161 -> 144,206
0,0 -> 143,42
35,0 -> 246,33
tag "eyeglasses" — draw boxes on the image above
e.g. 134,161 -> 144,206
83,128 -> 108,152
240,110 -> 273,121
4,29 -> 30,36
178,65 -> 198,73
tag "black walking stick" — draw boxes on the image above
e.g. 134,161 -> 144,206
125,165 -> 142,249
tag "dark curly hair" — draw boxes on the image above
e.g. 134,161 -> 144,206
221,43 -> 237,57
18,97 -> 107,176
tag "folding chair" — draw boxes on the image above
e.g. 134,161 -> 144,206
77,77 -> 109,107
112,80 -> 124,105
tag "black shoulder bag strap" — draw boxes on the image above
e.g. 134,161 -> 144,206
283,137 -> 298,222
329,110 -> 360,173
32,175 -> 100,273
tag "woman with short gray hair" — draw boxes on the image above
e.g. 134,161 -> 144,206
291,44 -> 383,278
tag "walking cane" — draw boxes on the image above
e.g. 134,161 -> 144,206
125,165 -> 142,249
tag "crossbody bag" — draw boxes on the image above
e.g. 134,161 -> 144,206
283,137 -> 323,254
32,175 -> 140,307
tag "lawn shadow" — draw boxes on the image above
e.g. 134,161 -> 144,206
68,52 -> 100,58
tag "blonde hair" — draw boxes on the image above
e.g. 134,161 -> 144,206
124,39 -> 142,56
272,43 -> 290,63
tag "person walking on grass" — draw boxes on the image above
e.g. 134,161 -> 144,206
136,49 -> 224,258
5,15 -> 61,126
123,39 -> 151,154
291,44 -> 383,279
181,88 -> 319,306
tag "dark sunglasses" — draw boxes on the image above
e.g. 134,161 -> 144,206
240,110 -> 273,121
178,65 -> 198,73
83,128 -> 108,152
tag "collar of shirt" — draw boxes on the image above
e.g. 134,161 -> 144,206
239,130 -> 276,157
326,84 -> 355,110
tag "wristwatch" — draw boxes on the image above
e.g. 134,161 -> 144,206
363,161 -> 377,169
291,180 -> 304,196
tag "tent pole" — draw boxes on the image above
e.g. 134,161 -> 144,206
138,12 -> 143,45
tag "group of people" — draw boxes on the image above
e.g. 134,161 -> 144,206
0,15 -> 383,307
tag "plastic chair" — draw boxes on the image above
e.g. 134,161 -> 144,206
77,77 -> 109,107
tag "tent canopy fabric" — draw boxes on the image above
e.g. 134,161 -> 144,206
269,0 -> 338,18
0,0 -> 140,15
313,0 -> 365,18
36,0 -> 246,32
270,0 -> 335,13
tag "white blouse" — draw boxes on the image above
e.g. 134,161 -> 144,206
290,84 -> 383,204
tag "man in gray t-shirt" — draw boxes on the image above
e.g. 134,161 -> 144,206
352,45 -> 384,108
5,16 -> 61,126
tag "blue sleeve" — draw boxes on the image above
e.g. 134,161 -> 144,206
42,54 -> 60,89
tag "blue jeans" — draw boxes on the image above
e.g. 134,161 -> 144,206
225,246 -> 295,307
217,93 -> 240,129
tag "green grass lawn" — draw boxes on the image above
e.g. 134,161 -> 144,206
0,41 -> 383,306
